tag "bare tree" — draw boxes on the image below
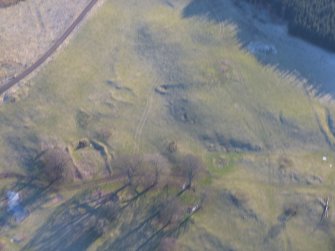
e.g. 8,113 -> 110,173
112,155 -> 142,183
112,155 -> 160,194
174,154 -> 205,194
38,147 -> 74,184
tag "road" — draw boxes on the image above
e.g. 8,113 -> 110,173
0,0 -> 98,96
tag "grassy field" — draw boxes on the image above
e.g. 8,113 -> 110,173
0,0 -> 334,250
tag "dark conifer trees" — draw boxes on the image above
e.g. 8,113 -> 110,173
248,0 -> 335,51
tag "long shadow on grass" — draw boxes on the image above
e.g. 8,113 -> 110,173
22,198 -> 105,251
22,181 -> 159,251
97,199 -> 162,251
96,185 -> 166,250
0,175 -> 55,227
22,186 -> 127,251
97,186 -> 198,251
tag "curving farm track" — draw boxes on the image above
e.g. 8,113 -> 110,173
0,0 -> 99,96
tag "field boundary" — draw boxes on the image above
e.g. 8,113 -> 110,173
0,0 -> 99,96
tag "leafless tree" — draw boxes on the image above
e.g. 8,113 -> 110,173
112,155 -> 161,194
174,154 -> 205,193
38,147 -> 74,184
112,155 -> 142,185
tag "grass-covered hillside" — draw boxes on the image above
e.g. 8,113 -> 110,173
0,0 -> 334,250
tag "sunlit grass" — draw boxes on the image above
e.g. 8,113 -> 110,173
0,0 -> 334,250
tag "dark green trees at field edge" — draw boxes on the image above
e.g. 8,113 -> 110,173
247,0 -> 335,51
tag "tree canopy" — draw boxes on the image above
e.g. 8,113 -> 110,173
248,0 -> 335,51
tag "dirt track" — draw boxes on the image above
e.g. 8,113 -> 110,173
0,0 -> 98,96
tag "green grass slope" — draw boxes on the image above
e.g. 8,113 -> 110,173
0,0 -> 334,250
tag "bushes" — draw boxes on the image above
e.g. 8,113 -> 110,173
37,147 -> 75,184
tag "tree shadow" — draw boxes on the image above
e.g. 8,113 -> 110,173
0,175 -> 53,227
97,186 -> 200,251
182,0 -> 335,96
22,185 -> 126,251
97,199 -> 162,251
22,179 -> 160,251
1,152 -> 205,250
0,170 -> 125,249
0,145 -> 77,228
5,134 -> 41,171
182,0 -> 226,23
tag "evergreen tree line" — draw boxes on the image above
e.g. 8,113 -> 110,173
247,0 -> 335,51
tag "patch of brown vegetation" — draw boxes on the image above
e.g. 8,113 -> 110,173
37,147 -> 80,184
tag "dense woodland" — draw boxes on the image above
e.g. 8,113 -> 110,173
248,0 -> 335,51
